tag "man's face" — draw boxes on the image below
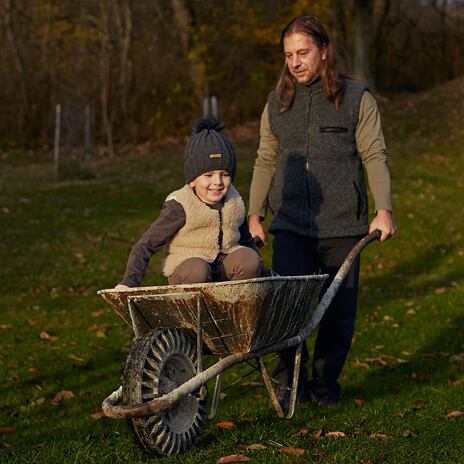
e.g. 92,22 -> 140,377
189,170 -> 232,204
283,32 -> 326,85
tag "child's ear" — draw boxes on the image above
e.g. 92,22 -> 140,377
189,181 -> 195,188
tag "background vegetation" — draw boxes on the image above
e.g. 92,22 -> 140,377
1,0 -> 464,147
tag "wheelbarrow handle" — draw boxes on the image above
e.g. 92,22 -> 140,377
302,229 -> 381,338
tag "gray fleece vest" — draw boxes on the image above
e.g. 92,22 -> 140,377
267,77 -> 369,238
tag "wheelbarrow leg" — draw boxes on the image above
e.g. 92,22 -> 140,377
259,342 -> 303,420
207,370 -> 223,421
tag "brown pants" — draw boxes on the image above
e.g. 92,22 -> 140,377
168,247 -> 261,285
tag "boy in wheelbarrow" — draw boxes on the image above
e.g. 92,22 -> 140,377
116,116 -> 263,289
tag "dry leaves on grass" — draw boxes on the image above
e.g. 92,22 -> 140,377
0,425 -> 16,434
0,324 -> 12,330
326,431 -> 346,438
449,353 -> 464,362
402,430 -> 415,438
217,421 -> 236,428
217,455 -> 250,463
369,433 -> 392,440
446,410 -> 464,417
354,399 -> 365,406
240,443 -> 266,451
39,331 -> 59,341
90,407 -> 105,420
52,390 -> 74,403
280,447 -> 306,455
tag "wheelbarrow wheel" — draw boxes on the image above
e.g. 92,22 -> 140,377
122,328 -> 207,456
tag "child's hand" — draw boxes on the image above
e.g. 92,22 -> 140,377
115,284 -> 130,290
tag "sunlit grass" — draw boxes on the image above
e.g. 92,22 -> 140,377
1,79 -> 463,463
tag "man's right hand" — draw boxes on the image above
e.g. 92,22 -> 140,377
248,214 -> 268,246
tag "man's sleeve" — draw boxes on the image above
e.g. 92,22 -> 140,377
248,103 -> 278,218
356,91 -> 393,212
119,200 -> 186,287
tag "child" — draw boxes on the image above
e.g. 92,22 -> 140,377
116,116 -> 262,288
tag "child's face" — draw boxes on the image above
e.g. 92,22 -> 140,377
189,170 -> 232,204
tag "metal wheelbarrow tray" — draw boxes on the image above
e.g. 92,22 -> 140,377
98,231 -> 380,456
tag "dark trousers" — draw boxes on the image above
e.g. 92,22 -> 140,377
272,231 -> 361,395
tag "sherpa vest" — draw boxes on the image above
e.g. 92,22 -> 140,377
162,185 -> 245,276
267,77 -> 369,238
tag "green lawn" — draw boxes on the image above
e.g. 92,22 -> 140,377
1,79 -> 463,463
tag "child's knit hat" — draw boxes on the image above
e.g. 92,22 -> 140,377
184,116 -> 236,183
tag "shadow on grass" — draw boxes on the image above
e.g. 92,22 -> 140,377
346,314 -> 464,402
361,240 -> 460,299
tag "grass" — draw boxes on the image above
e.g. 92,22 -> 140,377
1,78 -> 463,463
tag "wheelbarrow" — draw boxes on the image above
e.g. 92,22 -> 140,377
98,231 -> 380,456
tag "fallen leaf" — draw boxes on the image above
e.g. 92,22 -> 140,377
296,428 -> 309,436
91,310 -> 105,318
0,324 -> 12,330
27,319 -> 38,326
351,359 -> 370,369
2,207 -> 10,215
95,330 -> 107,338
450,378 -> 463,386
313,428 -> 324,439
280,447 -> 305,455
240,381 -> 263,388
354,399 -> 365,406
68,354 -> 87,364
449,353 -> 464,362
369,433 -> 391,440
52,390 -> 75,403
30,397 -> 46,406
217,421 -> 236,428
0,425 -> 16,433
402,430 -> 415,437
240,443 -> 266,451
28,368 -> 39,375
90,407 -> 105,420
217,455 -> 251,463
358,460 -> 373,464
446,410 -> 464,417
393,411 -> 405,417
39,331 -> 59,341
326,431 -> 346,437
434,287 -> 446,294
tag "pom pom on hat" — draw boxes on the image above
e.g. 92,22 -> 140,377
184,116 -> 236,183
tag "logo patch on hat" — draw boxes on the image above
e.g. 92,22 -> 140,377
209,153 -> 222,158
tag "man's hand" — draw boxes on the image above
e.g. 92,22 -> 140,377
115,284 -> 130,290
248,214 -> 268,246
369,209 -> 397,242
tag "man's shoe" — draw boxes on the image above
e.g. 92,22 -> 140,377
308,381 -> 340,408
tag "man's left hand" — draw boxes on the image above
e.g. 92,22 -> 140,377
369,209 -> 397,242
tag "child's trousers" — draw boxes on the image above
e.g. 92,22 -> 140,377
168,247 -> 261,285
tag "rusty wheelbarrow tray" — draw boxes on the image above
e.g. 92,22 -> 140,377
98,231 -> 380,456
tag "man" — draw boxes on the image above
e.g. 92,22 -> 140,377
248,16 -> 396,407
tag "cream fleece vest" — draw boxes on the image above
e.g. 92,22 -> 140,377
162,185 -> 245,276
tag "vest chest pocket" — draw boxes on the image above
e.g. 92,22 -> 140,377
320,126 -> 348,133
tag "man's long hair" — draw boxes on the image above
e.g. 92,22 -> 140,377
276,16 -> 343,113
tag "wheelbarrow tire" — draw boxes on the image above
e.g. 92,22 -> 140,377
122,328 -> 207,456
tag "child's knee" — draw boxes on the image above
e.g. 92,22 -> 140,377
225,247 -> 261,280
168,258 -> 212,284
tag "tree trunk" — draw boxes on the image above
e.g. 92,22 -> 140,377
3,0 -> 29,137
170,0 -> 206,105
100,0 -> 115,157
113,0 -> 132,116
353,0 -> 375,88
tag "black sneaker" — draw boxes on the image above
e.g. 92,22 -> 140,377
308,381 -> 340,408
